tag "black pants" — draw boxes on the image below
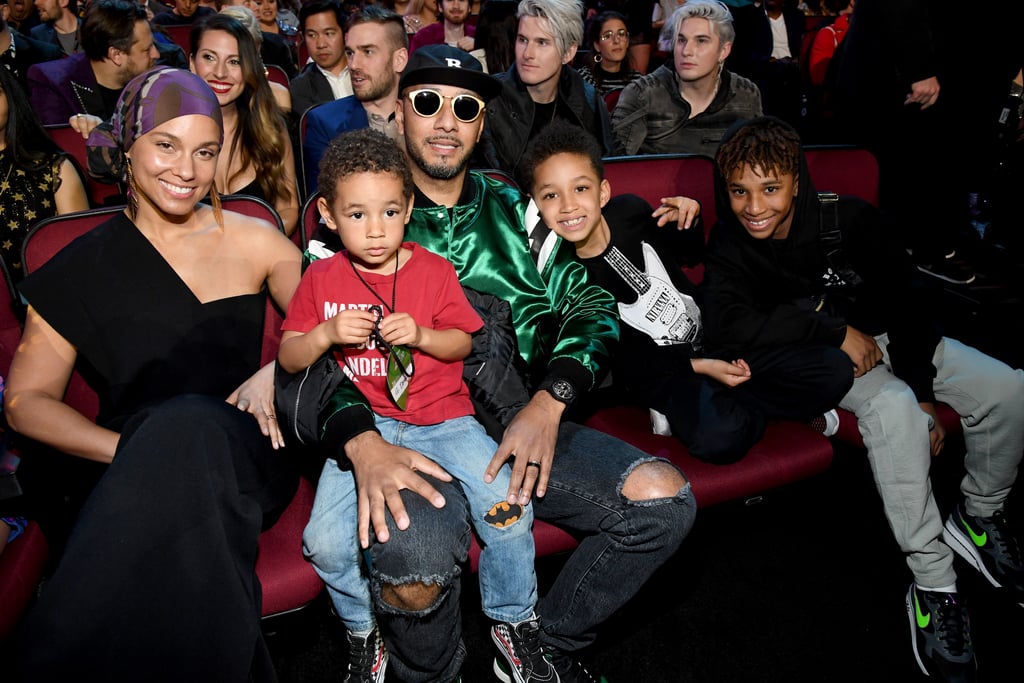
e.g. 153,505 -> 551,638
650,345 -> 853,463
14,395 -> 297,683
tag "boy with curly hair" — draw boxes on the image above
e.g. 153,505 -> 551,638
279,128 -> 553,683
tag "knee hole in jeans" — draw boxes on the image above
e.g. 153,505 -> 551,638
621,460 -> 687,501
380,581 -> 443,612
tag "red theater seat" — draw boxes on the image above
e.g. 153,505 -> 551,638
0,264 -> 49,640
585,406 -> 833,508
0,521 -> 49,639
256,477 -> 323,616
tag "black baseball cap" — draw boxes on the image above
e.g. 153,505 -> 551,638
399,45 -> 502,102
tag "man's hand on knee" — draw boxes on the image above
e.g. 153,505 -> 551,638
486,392 -> 564,505
345,432 -> 452,548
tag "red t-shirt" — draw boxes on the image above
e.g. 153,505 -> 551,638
282,243 -> 483,425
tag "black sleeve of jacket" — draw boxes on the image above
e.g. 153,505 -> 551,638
842,200 -> 943,403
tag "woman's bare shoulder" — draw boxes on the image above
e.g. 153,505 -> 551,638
220,206 -> 281,234
220,206 -> 301,259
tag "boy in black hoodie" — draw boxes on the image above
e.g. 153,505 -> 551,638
702,116 -> 1024,683
520,120 -> 852,464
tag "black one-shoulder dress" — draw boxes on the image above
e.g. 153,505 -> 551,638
15,212 -> 297,683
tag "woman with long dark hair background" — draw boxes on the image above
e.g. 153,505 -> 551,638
190,14 -> 300,233
0,67 -> 88,282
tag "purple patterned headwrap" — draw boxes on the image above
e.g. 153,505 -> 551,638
87,67 -> 223,183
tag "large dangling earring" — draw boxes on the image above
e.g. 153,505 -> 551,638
594,53 -> 602,63
125,158 -> 138,221
210,180 -> 223,227
709,60 -> 724,101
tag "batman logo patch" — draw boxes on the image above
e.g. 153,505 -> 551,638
484,501 -> 524,528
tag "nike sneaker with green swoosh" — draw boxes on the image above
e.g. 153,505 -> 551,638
906,584 -> 976,683
943,502 -> 1024,607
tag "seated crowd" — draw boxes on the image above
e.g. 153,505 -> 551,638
1,1 -> 1022,683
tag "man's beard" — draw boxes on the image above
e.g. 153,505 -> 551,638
407,138 -> 471,180
355,74 -> 396,103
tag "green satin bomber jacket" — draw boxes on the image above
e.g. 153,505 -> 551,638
319,172 -> 620,455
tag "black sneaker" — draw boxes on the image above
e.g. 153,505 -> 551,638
917,251 -> 976,285
548,649 -> 607,683
944,503 -> 1024,606
491,617 -> 559,683
906,585 -> 976,682
344,627 -> 388,683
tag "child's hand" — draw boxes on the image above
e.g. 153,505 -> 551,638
918,402 -> 946,457
653,196 -> 701,230
379,312 -> 422,348
329,309 -> 377,346
840,325 -> 882,378
692,358 -> 752,387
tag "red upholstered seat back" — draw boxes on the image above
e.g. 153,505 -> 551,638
805,146 -> 880,206
603,154 -> 717,283
44,124 -> 124,208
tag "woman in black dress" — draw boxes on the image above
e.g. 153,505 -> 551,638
5,66 -> 302,682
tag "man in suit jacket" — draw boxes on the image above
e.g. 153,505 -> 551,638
289,0 -> 350,117
0,5 -> 62,95
29,0 -> 81,56
27,0 -> 158,124
301,5 -> 406,193
731,0 -> 803,124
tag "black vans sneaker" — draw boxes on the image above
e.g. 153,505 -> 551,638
491,617 -> 559,683
344,627 -> 387,683
548,649 -> 606,683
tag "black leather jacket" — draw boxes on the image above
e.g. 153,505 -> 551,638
479,64 -> 619,178
612,64 -> 762,157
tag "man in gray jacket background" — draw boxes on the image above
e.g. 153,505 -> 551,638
612,0 -> 761,157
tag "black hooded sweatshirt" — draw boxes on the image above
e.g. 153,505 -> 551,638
700,118 -> 943,403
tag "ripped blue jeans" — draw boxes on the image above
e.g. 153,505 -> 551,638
307,421 -> 697,682
303,414 -> 536,634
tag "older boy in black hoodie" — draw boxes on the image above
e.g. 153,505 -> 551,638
702,117 -> 1024,683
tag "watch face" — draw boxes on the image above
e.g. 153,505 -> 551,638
551,379 -> 575,402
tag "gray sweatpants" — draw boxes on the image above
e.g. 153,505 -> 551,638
839,335 -> 1024,589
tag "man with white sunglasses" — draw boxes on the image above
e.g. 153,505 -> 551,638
303,44 -> 696,683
